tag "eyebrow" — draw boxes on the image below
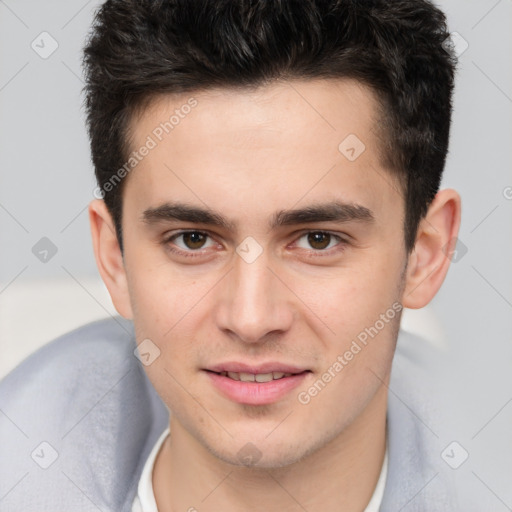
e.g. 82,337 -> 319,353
142,200 -> 374,230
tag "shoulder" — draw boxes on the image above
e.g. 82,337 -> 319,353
384,329 -> 500,510
382,329 -> 452,508
0,318 -> 169,512
0,317 -> 142,422
2,316 -> 135,383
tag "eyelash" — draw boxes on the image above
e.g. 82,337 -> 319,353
162,230 -> 349,259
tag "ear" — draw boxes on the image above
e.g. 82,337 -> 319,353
89,199 -> 133,319
402,188 -> 461,309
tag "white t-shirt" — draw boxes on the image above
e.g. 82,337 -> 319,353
132,427 -> 388,512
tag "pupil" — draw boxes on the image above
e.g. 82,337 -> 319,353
184,232 -> 206,249
308,232 -> 330,250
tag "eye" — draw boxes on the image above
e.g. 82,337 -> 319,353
294,231 -> 345,252
163,229 -> 348,260
166,231 -> 216,252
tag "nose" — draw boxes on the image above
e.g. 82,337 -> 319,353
214,247 -> 294,344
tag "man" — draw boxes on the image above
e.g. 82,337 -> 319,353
0,0 -> 466,510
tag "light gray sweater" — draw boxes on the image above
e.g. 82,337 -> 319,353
0,318 -> 487,510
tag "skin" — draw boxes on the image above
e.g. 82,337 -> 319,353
89,78 -> 461,511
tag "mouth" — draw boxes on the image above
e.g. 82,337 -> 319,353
207,370 -> 301,382
203,365 -> 312,405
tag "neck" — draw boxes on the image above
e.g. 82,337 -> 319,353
153,383 -> 388,512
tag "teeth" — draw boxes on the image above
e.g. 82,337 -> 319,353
255,373 -> 273,383
219,371 -> 296,381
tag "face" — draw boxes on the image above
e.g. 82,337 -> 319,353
119,79 -> 407,467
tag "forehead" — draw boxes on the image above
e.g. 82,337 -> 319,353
131,78 -> 381,154
124,78 -> 401,227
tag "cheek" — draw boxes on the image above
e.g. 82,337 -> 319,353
130,285 -> 201,412
288,259 -> 403,393
292,261 -> 402,337
128,275 -> 176,337
126,256 -> 215,373
124,248 -> 202,337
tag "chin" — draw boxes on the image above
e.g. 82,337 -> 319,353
201,430 -> 322,470
215,446 -> 306,470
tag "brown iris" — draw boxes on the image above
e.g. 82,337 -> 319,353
307,232 -> 331,250
182,232 -> 207,249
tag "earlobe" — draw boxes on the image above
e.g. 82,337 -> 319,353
402,189 -> 461,309
89,199 -> 133,319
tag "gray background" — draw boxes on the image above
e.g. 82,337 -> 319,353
0,0 -> 511,508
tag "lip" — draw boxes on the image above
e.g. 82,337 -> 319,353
206,362 -> 308,374
204,364 -> 311,405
